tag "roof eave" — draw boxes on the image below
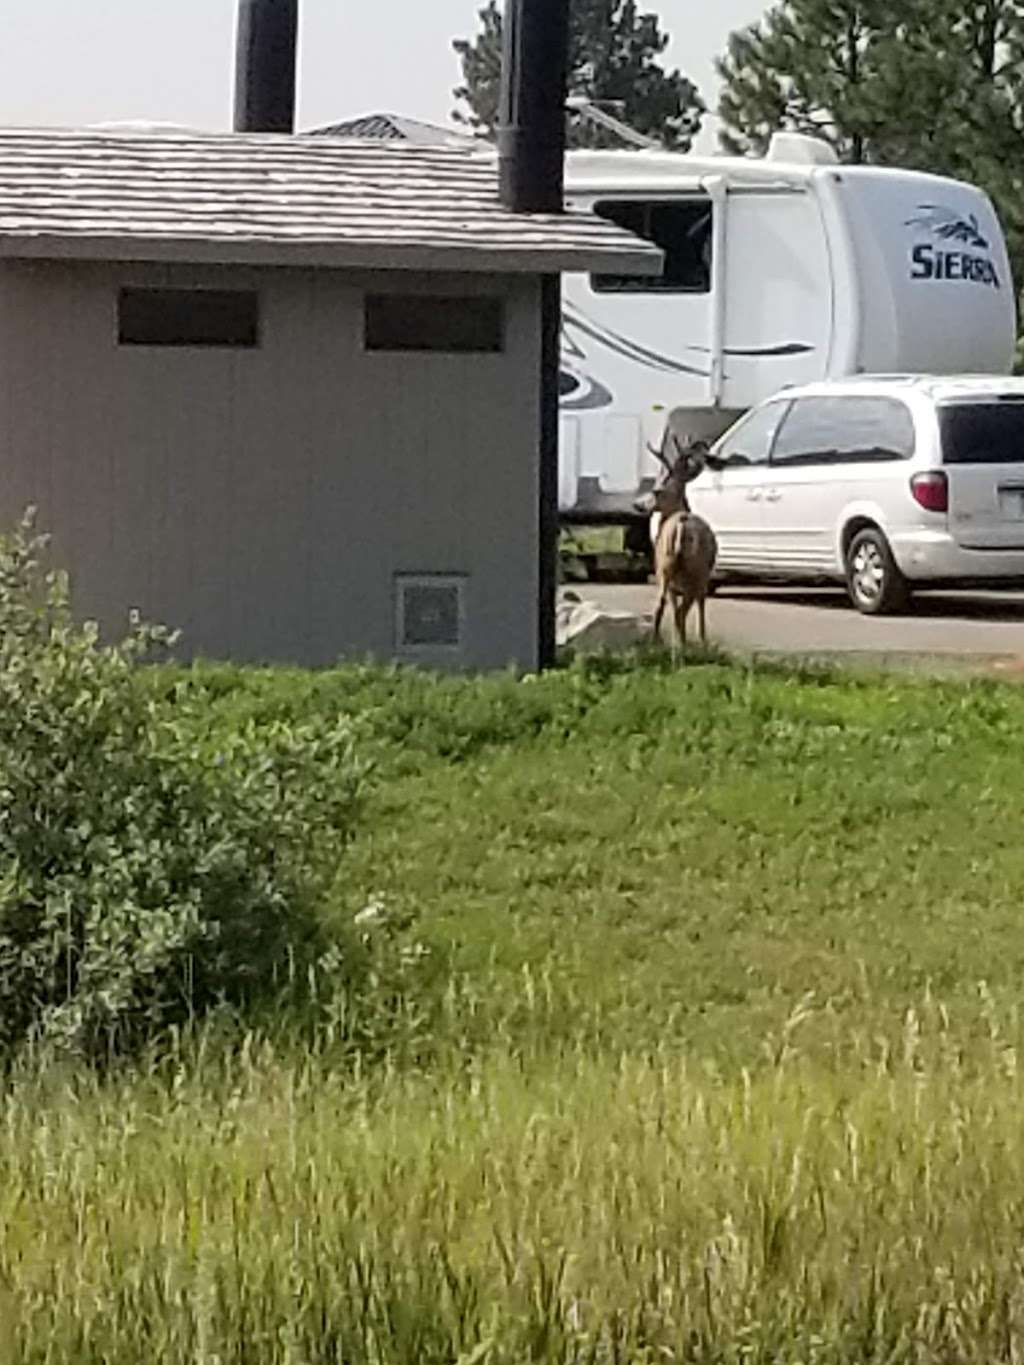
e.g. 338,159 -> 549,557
0,233 -> 663,277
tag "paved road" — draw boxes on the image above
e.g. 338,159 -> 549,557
577,582 -> 1024,673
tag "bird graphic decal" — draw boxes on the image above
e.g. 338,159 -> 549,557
905,205 -> 989,250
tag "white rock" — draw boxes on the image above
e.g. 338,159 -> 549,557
555,596 -> 648,652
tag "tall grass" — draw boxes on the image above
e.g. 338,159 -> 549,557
8,652 -> 1024,1360
3,1003 -> 1024,1363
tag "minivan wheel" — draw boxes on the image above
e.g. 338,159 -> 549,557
844,528 -> 911,615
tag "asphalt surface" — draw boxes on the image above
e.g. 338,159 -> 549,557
577,582 -> 1024,674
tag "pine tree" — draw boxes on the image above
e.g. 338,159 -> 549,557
716,0 -> 1024,299
716,0 -> 911,163
452,0 -> 704,151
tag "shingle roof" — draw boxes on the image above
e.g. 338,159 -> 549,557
0,127 -> 663,276
306,113 -> 476,149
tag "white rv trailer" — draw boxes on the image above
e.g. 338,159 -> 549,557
558,133 -> 1017,525
309,118 -> 1017,528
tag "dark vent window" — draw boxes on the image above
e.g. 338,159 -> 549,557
365,295 -> 504,354
591,199 -> 713,294
119,288 -> 261,348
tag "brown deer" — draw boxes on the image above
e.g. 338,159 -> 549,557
637,433 -> 718,650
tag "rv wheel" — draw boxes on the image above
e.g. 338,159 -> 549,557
844,528 -> 911,616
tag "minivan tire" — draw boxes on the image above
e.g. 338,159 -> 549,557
844,527 -> 911,615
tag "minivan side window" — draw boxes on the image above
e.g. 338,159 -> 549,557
771,397 -> 916,467
714,401 -> 790,468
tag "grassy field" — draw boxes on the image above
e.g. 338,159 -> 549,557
8,653 -> 1024,1361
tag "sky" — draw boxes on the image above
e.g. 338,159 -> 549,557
0,0 -> 768,150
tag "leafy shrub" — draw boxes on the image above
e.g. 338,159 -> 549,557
0,514 -> 364,1057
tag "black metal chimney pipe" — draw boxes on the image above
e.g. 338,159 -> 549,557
497,1 -> 571,669
234,0 -> 299,134
498,0 -> 571,213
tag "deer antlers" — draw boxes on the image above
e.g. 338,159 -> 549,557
646,439 -> 673,473
647,431 -> 708,478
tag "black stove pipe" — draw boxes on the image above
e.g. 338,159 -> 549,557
498,0 -> 571,668
234,0 -> 299,133
497,0 -> 571,213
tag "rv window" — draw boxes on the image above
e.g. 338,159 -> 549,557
771,397 -> 916,467
365,295 -> 505,353
118,289 -> 260,348
590,199 -> 713,293
714,402 -> 790,468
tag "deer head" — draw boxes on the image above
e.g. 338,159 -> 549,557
635,433 -> 711,515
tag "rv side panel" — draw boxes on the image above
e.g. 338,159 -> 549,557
833,168 -> 1015,376
719,187 -> 834,411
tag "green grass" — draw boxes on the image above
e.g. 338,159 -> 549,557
7,1037 -> 1024,1363
558,526 -> 649,581
168,653 -> 1024,1065
11,652 -> 1024,1360
559,526 -> 627,556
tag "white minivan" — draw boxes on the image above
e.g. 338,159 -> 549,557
685,376 -> 1024,614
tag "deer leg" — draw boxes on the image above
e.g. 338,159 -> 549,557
652,590 -> 668,644
673,595 -> 688,655
698,592 -> 707,645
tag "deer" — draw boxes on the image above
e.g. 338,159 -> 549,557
636,432 -> 719,651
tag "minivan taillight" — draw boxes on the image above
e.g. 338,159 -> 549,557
910,470 -> 949,514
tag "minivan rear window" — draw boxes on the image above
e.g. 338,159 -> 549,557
940,402 -> 1024,464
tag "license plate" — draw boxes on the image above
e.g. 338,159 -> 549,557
998,487 -> 1024,518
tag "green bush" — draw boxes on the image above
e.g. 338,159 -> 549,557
0,514 -> 364,1057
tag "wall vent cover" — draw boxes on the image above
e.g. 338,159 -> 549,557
396,575 -> 465,651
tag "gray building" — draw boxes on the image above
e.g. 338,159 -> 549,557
0,127 -> 658,670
